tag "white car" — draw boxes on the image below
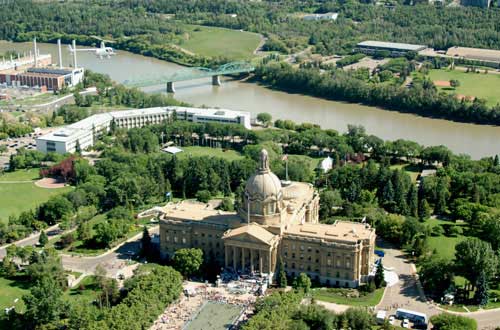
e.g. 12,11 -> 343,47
389,316 -> 395,325
402,319 -> 410,328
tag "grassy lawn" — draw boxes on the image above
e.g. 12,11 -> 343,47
290,154 -> 322,171
389,163 -> 420,182
0,179 -> 72,223
178,24 -> 261,60
0,168 -> 40,181
424,69 -> 500,106
311,287 -> 385,307
177,146 -> 244,162
0,274 -> 30,313
65,275 -> 100,305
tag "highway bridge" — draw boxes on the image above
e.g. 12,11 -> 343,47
124,61 -> 255,93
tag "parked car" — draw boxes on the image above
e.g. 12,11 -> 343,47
402,319 -> 410,328
389,315 -> 396,325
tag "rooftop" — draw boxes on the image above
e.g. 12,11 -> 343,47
446,46 -> 500,63
357,40 -> 427,52
285,221 -> 374,242
160,200 -> 243,227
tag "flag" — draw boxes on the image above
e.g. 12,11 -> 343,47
281,154 -> 288,161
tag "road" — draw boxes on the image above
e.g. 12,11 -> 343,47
61,226 -> 158,278
0,224 -> 61,259
377,239 -> 500,330
33,87 -> 97,112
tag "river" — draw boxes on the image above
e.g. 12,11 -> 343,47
1,41 -> 499,159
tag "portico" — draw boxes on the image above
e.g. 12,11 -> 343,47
222,223 -> 279,275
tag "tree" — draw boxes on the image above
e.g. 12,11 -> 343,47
75,139 -> 81,154
77,221 -> 92,242
344,308 -> 374,330
38,230 -> 48,247
277,258 -> 287,288
23,275 -> 66,327
418,198 -> 431,221
435,177 -> 449,215
257,112 -> 272,127
292,273 -> 311,294
218,197 -> 234,211
419,256 -> 454,298
141,226 -> 152,257
374,260 -> 386,288
407,184 -> 418,217
430,314 -> 477,330
450,79 -> 460,89
172,248 -> 203,278
473,271 -> 488,306
494,155 -> 499,167
455,238 -> 498,288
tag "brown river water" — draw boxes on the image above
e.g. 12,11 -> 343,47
1,41 -> 499,159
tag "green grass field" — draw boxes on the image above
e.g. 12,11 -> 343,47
178,25 -> 261,60
311,287 -> 385,306
0,170 -> 72,223
177,146 -> 244,161
424,69 -> 500,106
389,164 -> 421,183
0,275 -> 30,313
425,217 -> 467,261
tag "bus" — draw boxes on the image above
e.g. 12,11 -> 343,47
396,309 -> 428,327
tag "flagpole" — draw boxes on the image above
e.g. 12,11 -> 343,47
285,158 -> 289,181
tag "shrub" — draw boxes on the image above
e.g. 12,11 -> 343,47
196,190 -> 211,203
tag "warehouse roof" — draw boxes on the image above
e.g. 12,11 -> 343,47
357,41 -> 427,52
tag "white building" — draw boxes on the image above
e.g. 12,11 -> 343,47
303,12 -> 339,21
36,106 -> 251,154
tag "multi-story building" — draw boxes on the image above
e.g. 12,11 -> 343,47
36,106 -> 252,154
160,149 -> 376,287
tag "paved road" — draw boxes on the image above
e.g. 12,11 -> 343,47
377,240 -> 500,330
61,226 -> 158,278
32,87 -> 97,112
0,224 -> 61,259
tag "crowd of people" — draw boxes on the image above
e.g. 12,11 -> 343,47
150,282 -> 257,330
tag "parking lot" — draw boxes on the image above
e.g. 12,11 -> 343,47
0,127 -> 56,170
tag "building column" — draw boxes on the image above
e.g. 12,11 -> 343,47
232,246 -> 237,270
268,249 -> 272,274
259,250 -> 263,274
241,247 -> 246,272
250,249 -> 254,273
225,245 -> 229,268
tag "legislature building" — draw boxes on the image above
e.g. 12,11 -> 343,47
159,149 -> 376,287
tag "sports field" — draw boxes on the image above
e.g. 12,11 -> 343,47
427,69 -> 500,106
178,25 -> 262,60
184,302 -> 243,330
0,169 -> 72,223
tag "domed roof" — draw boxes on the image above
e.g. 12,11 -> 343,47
245,149 -> 282,201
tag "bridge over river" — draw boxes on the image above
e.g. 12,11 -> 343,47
123,61 -> 255,93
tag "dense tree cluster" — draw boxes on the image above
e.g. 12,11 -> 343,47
243,291 -> 375,330
255,62 -> 500,125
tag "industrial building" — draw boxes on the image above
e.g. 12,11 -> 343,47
356,41 -> 427,56
446,46 -> 500,65
0,39 -> 84,91
36,106 -> 252,154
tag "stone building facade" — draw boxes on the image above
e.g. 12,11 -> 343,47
160,149 -> 375,287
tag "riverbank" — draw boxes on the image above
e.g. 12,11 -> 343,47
1,41 -> 499,159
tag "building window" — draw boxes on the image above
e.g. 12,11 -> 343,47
307,246 -> 312,252
291,244 -> 296,250
327,259 -> 331,266
292,253 -> 296,259
166,236 -> 170,242
346,258 -> 351,268
182,238 -> 186,244
174,236 -> 178,243
300,245 -> 305,251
